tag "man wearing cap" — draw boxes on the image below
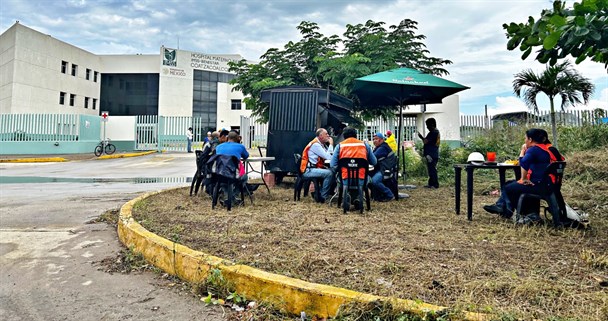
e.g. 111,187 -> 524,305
369,132 -> 395,201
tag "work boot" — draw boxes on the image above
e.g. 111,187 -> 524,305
483,204 -> 503,215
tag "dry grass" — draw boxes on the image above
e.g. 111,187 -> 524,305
132,149 -> 608,320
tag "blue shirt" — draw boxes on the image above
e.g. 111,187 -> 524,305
216,142 -> 249,160
519,145 -> 551,184
373,142 -> 392,159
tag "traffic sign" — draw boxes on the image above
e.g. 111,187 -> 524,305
101,111 -> 109,122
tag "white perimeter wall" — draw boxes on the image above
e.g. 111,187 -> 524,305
102,116 -> 136,141
410,94 -> 461,142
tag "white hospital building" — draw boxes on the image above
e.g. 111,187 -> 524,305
0,22 -> 251,133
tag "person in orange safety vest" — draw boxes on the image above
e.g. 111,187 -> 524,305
330,128 -> 376,208
300,128 -> 335,203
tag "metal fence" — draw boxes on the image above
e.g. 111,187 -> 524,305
460,109 -> 606,140
1,113 -> 80,142
239,115 -> 419,148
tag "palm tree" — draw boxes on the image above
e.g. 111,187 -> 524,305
512,61 -> 595,148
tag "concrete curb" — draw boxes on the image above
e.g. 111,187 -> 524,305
97,150 -> 156,159
118,189 -> 490,320
0,157 -> 67,163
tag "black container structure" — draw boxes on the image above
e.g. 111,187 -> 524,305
260,86 -> 358,183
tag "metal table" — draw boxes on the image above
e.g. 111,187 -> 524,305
454,163 -> 521,220
244,156 -> 276,193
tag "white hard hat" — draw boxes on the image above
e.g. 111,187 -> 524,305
467,152 -> 485,165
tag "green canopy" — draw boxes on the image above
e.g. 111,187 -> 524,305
353,67 -> 469,107
353,67 -> 469,183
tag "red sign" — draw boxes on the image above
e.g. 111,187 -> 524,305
101,111 -> 109,122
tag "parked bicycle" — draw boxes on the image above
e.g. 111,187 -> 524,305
94,138 -> 116,157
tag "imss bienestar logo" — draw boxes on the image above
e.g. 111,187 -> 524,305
163,48 -> 177,67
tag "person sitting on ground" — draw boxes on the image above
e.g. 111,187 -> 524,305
484,128 -> 564,220
330,127 -> 377,209
300,128 -> 335,203
385,130 -> 397,153
369,132 -> 395,202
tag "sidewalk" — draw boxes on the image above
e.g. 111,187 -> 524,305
0,150 -> 157,162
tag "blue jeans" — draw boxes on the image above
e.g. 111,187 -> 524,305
302,168 -> 335,200
370,172 -> 394,200
187,138 -> 193,152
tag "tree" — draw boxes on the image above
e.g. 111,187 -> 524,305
228,19 -> 452,122
512,61 -> 595,148
503,0 -> 608,68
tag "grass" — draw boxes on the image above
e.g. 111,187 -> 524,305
131,148 -> 608,321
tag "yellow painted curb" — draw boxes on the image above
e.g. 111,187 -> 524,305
98,151 -> 156,159
118,189 -> 490,320
0,157 -> 67,163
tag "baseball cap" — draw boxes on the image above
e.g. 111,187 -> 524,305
374,132 -> 385,139
386,130 -> 392,136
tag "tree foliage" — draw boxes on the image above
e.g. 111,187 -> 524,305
228,20 -> 452,122
512,61 -> 595,148
503,0 -> 608,68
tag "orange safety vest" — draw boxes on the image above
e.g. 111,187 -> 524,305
338,137 -> 368,179
526,143 -> 564,183
300,138 -> 326,173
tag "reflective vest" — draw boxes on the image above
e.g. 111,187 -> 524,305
338,137 -> 368,179
300,138 -> 326,173
526,143 -> 564,183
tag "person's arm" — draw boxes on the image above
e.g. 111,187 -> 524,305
241,145 -> 249,160
310,142 -> 333,160
366,143 -> 377,166
330,144 -> 340,168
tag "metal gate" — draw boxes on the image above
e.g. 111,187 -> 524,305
135,115 -> 213,152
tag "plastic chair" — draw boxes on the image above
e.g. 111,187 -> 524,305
516,161 -> 566,227
293,153 -> 321,202
207,154 -> 253,211
372,152 -> 399,201
337,158 -> 370,213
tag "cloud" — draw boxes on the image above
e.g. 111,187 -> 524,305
1,0 -> 606,114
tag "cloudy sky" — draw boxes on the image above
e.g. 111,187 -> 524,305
1,0 -> 606,115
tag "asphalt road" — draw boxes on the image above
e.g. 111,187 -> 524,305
0,153 -> 227,321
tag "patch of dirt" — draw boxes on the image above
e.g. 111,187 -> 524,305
132,149 -> 608,320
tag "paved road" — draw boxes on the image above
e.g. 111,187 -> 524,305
0,153 -> 227,321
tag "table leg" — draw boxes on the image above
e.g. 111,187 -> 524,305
260,161 -> 271,193
454,167 -> 461,215
466,166 -> 474,221
514,168 -> 521,181
499,168 -> 507,188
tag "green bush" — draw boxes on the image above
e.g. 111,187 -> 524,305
403,123 -> 605,184
557,124 -> 608,154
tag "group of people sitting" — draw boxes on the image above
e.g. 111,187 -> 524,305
192,129 -> 254,200
299,126 -> 398,206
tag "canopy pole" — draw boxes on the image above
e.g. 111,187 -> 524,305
398,103 -> 405,185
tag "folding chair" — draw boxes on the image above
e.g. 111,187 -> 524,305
293,153 -> 321,202
207,154 -> 253,211
516,161 -> 566,227
337,158 -> 370,213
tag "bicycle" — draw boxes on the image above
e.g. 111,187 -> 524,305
94,138 -> 116,157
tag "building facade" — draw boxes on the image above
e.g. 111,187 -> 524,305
0,22 -> 251,132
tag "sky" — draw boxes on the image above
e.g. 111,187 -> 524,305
1,0 -> 606,115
